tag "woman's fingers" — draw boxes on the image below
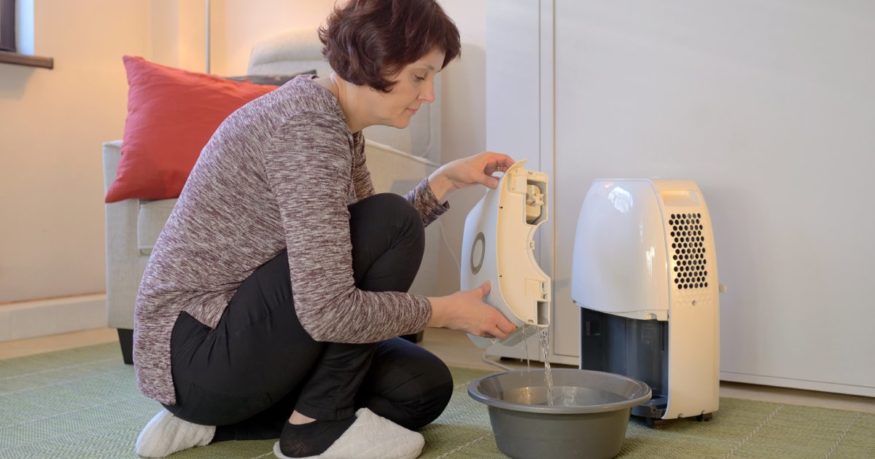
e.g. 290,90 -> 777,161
482,307 -> 516,339
496,318 -> 516,335
482,154 -> 514,175
461,281 -> 517,339
435,152 -> 514,194
491,314 -> 516,338
478,281 -> 491,297
480,154 -> 515,189
488,319 -> 516,340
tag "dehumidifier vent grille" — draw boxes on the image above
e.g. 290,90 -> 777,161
669,213 -> 709,290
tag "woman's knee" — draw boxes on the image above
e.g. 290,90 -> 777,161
364,343 -> 454,430
349,194 -> 425,292
355,193 -> 424,242
413,360 -> 453,428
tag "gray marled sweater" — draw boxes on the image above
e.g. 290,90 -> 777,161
133,76 -> 447,405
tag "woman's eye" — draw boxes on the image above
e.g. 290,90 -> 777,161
415,75 -> 426,81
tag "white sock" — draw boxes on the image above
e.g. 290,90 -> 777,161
135,409 -> 216,458
273,408 -> 425,459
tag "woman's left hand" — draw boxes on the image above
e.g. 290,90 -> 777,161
428,151 -> 515,201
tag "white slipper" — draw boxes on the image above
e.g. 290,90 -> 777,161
273,408 -> 424,459
135,409 -> 215,457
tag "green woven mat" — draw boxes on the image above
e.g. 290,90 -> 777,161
1,343 -> 873,458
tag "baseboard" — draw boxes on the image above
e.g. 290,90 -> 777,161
721,371 -> 875,398
0,294 -> 107,342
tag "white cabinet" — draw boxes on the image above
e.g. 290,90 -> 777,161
487,0 -> 875,396
485,0 -> 577,365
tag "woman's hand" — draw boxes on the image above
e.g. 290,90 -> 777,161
427,281 -> 517,339
428,152 -> 515,201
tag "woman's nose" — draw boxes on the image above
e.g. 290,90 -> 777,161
419,80 -> 436,103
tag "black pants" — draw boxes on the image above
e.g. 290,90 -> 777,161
164,193 -> 453,441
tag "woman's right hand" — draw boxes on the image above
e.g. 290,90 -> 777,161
427,281 -> 517,339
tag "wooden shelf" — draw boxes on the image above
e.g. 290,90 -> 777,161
0,51 -> 53,69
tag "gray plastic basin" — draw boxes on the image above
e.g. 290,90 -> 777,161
468,369 -> 651,459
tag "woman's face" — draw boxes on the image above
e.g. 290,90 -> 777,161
368,47 -> 446,129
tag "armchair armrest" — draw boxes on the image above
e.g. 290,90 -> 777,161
102,140 -> 123,191
102,141 -> 144,331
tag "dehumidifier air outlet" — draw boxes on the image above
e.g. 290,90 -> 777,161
669,212 -> 709,290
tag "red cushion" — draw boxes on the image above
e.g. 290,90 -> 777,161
105,56 -> 276,203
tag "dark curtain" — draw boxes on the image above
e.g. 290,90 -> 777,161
0,0 -> 15,52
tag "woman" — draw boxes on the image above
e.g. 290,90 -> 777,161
133,0 -> 517,458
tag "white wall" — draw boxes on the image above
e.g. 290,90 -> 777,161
432,0 -> 488,295
551,0 -> 875,396
210,0 -> 335,76
0,0 -> 150,304
481,0 -> 875,395
147,0 -> 209,73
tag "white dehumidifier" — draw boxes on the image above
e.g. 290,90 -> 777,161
460,161 -> 551,348
571,179 -> 720,423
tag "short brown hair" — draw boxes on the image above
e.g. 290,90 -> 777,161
319,0 -> 461,92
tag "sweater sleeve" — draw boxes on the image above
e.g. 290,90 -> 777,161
261,113 -> 431,343
405,178 -> 449,227
351,132 -> 375,200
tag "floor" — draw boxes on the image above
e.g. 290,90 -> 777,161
1,327 -> 873,415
